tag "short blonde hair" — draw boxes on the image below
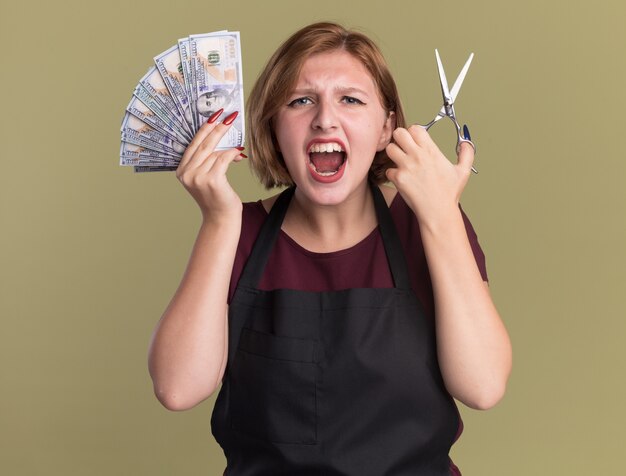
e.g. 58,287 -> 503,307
247,22 -> 405,188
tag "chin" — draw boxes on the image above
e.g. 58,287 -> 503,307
297,176 -> 368,207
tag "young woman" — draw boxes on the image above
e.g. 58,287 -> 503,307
148,22 -> 511,475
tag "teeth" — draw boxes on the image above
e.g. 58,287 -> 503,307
308,142 -> 344,153
308,161 -> 341,176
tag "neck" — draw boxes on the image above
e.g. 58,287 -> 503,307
283,182 -> 377,253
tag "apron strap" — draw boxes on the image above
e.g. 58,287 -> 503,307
370,183 -> 412,291
237,186 -> 295,289
238,183 -> 411,291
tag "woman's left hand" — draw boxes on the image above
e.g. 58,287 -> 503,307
385,124 -> 475,225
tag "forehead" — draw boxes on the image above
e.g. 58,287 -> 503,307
294,50 -> 377,92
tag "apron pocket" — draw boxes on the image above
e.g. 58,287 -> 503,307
229,327 -> 319,445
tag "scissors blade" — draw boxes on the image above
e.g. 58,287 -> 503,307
435,49 -> 452,103
449,53 -> 474,104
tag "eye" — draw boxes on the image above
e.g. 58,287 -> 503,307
287,97 -> 313,107
342,96 -> 365,105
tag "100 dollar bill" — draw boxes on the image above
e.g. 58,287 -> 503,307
120,142 -> 181,166
154,45 -> 194,135
126,94 -> 189,144
135,67 -> 193,141
121,113 -> 186,158
190,32 -> 244,149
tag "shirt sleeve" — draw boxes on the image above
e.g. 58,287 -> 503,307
459,204 -> 489,282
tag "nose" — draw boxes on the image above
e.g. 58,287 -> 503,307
311,100 -> 338,131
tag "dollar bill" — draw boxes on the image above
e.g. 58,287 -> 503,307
134,165 -> 179,173
190,32 -> 244,149
126,93 -> 189,144
154,45 -> 194,134
177,37 -> 197,132
133,84 -> 191,144
136,67 -> 193,140
121,113 -> 186,157
178,30 -> 229,133
120,142 -> 180,166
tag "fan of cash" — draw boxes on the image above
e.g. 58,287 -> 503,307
120,31 -> 244,172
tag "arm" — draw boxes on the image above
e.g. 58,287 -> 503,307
386,125 -> 512,410
148,111 -> 245,411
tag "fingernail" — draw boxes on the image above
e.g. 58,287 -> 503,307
235,146 -> 245,151
239,153 -> 248,158
207,108 -> 224,124
222,111 -> 239,125
463,124 -> 471,141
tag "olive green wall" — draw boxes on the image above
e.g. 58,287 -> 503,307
2,0 -> 624,474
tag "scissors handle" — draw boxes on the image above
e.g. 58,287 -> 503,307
422,113 -> 444,131
419,116 -> 478,174
454,124 -> 478,175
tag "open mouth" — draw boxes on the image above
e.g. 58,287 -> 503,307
307,142 -> 346,177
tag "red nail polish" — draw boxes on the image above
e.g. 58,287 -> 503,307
235,146 -> 245,151
207,108 -> 224,124
222,111 -> 239,125
239,153 -> 248,158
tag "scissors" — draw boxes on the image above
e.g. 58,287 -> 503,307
422,49 -> 477,174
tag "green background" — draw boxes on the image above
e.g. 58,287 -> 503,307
2,0 -> 625,474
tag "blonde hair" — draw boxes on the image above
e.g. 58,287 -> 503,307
246,22 -> 405,188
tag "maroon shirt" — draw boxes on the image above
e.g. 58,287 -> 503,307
228,191 -> 488,321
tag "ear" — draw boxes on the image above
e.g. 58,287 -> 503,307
376,111 -> 396,152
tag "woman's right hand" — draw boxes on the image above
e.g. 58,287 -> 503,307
176,109 -> 245,222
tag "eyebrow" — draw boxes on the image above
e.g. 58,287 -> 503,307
290,86 -> 370,96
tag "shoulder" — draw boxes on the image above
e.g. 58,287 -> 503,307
260,191 -> 284,214
379,184 -> 398,207
240,199 -> 268,243
229,200 -> 267,303
242,199 -> 267,220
